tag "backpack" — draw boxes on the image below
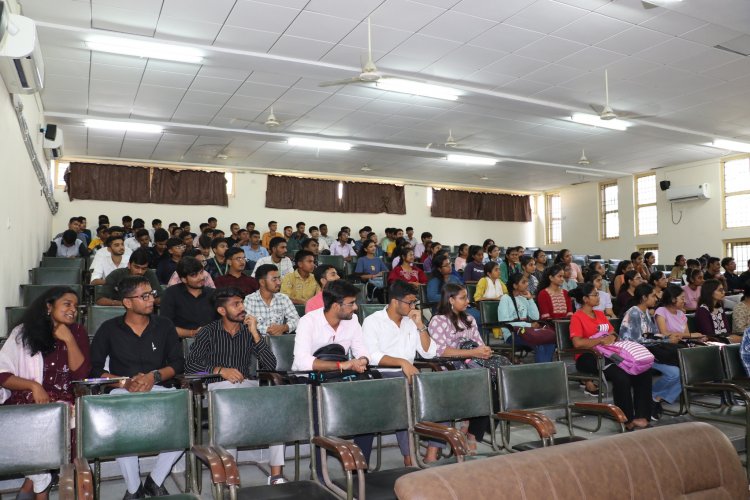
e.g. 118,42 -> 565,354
591,332 -> 654,375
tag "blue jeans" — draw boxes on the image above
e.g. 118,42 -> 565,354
651,362 -> 681,404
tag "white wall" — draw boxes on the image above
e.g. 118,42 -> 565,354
551,157 -> 737,262
0,17 -> 55,332
53,172 -> 540,248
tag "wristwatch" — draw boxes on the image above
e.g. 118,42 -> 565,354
152,370 -> 162,384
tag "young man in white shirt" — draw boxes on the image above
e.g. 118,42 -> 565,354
330,230 -> 356,262
362,279 -> 437,466
90,235 -> 131,285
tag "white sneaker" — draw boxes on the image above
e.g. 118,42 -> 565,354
268,475 -> 288,485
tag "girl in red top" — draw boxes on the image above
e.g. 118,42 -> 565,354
387,248 -> 426,287
569,283 -> 652,431
537,265 -> 573,320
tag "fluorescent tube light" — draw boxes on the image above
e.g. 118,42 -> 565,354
711,139 -> 750,153
565,169 -> 605,178
84,119 -> 163,134
375,78 -> 460,101
570,113 -> 631,131
86,36 -> 204,64
446,154 -> 497,166
287,137 -> 352,151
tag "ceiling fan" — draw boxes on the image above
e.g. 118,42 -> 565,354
589,70 -> 650,121
425,130 -> 460,150
578,149 -> 590,166
230,107 -> 285,130
319,18 -> 382,87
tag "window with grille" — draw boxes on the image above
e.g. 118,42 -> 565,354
726,240 -> 750,273
638,245 -> 659,265
635,174 -> 657,235
600,182 -> 619,239
546,193 -> 562,244
724,156 -> 750,228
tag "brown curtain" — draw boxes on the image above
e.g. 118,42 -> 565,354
67,162 -> 151,203
432,188 -> 531,222
151,168 -> 228,206
265,175 -> 339,212
341,181 -> 406,214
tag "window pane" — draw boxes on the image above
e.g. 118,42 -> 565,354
551,220 -> 561,243
550,195 -> 561,216
56,161 -> 69,187
637,175 -> 656,204
605,212 -> 619,238
638,205 -> 658,235
726,194 -> 750,228
725,158 -> 750,194
603,185 -> 618,211
224,172 -> 233,195
728,242 -> 750,273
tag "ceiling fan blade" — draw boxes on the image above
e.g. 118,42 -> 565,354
319,77 -> 363,87
641,1 -> 660,9
589,104 -> 605,115
616,112 -> 654,120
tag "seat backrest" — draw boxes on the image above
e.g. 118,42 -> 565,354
554,320 -> 573,351
78,390 -> 191,459
610,317 -> 622,333
41,256 -> 85,270
479,300 -> 500,326
466,283 -> 477,302
294,304 -> 306,318
678,346 -> 725,386
686,313 -> 697,333
268,334 -> 296,371
319,255 -> 345,273
722,343 -> 746,381
209,385 -> 312,449
357,304 -> 383,322
0,403 -> 69,475
499,362 -> 568,411
22,284 -> 83,306
5,307 -> 26,336
318,378 -> 409,437
412,369 -> 492,423
31,267 -> 82,285
87,305 -> 125,336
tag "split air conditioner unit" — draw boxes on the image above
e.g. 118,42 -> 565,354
665,183 -> 710,203
0,10 -> 44,94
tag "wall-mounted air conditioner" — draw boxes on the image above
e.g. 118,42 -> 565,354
666,183 -> 710,203
0,11 -> 44,94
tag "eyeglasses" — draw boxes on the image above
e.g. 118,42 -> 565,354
396,299 -> 420,308
340,301 -> 358,308
125,290 -> 158,301
587,292 -> 600,298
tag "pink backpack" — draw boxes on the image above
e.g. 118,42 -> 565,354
591,332 -> 655,375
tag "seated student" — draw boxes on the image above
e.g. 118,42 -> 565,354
148,218 -> 162,243
704,256 -> 723,282
427,254 -> 480,323
484,244 -> 502,265
389,238 -> 410,269
148,228 -> 169,269
463,245 -> 485,283
655,285 -> 706,341
631,251 -> 649,281
195,235 -> 212,259
308,226 -> 329,254
362,280 -> 437,467
453,243 -> 469,272
0,287 -> 90,499
648,271 -> 669,302
261,221 -> 281,250
520,255 -> 539,296
355,240 -> 388,293
739,260 -> 750,287
669,254 -> 687,283
611,260 -> 634,296
90,235 -> 131,285
480,238 -> 495,264
413,231 -> 432,260
422,241 -> 442,274
299,238 -> 320,259
732,283 -> 750,336
184,288 -> 287,485
569,284 -> 652,430
125,228 -> 151,253
498,273 -> 556,363
159,257 -> 218,338
53,217 -> 86,243
280,250 -> 320,305
46,229 -> 89,258
90,276 -> 184,499
427,283 -> 493,460
97,248 -> 162,306
386,228 -> 404,257
537,265 -> 573,321
682,268 -> 704,312
330,230 -> 357,262
78,216 -> 92,246
88,225 -> 110,252
554,249 -> 583,284
619,284 -> 682,421
305,264 -> 339,314
252,237 -> 293,278
695,279 -> 737,343
643,252 -> 657,276
204,237 -> 230,279
365,232 -> 386,258
214,247 -> 259,297
722,257 -> 743,292
585,261 -> 610,295
587,272 -> 615,318
561,265 -> 578,292
532,249 -> 547,284
474,261 -> 507,302
387,248 -> 426,287
614,270 -> 643,317
499,246 -> 522,283
241,230 -> 269,270
167,250 -> 216,288
156,237 -> 185,285
244,264 -> 299,336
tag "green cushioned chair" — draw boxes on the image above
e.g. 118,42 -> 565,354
86,305 -> 125,337
411,369 -> 498,463
75,389 -> 222,499
0,403 -> 74,500
294,304 -> 306,318
317,377 -> 420,500
497,362 -> 625,452
722,343 -> 750,405
41,256 -> 85,271
554,320 -> 605,404
258,334 -> 297,385
318,255 -> 345,274
31,267 -> 82,285
5,306 -> 26,336
357,303 -> 383,323
21,284 -> 83,306
678,346 -> 750,477
208,384 -> 345,500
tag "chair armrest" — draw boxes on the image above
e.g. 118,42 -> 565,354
73,457 -> 94,500
257,371 -> 287,386
494,410 -> 556,439
311,436 -> 364,471
213,445 -> 241,487
562,347 -> 604,358
58,463 -> 75,500
413,422 -> 469,456
572,402 -> 627,423
413,361 -> 442,372
692,382 -> 750,401
191,445 -> 226,485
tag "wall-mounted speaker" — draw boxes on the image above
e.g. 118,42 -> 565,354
659,180 -> 671,191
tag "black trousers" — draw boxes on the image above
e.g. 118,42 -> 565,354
576,353 -> 652,422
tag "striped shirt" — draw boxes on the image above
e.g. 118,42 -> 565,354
185,319 -> 277,381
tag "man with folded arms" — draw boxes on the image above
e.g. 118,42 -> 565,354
90,275 -> 184,499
